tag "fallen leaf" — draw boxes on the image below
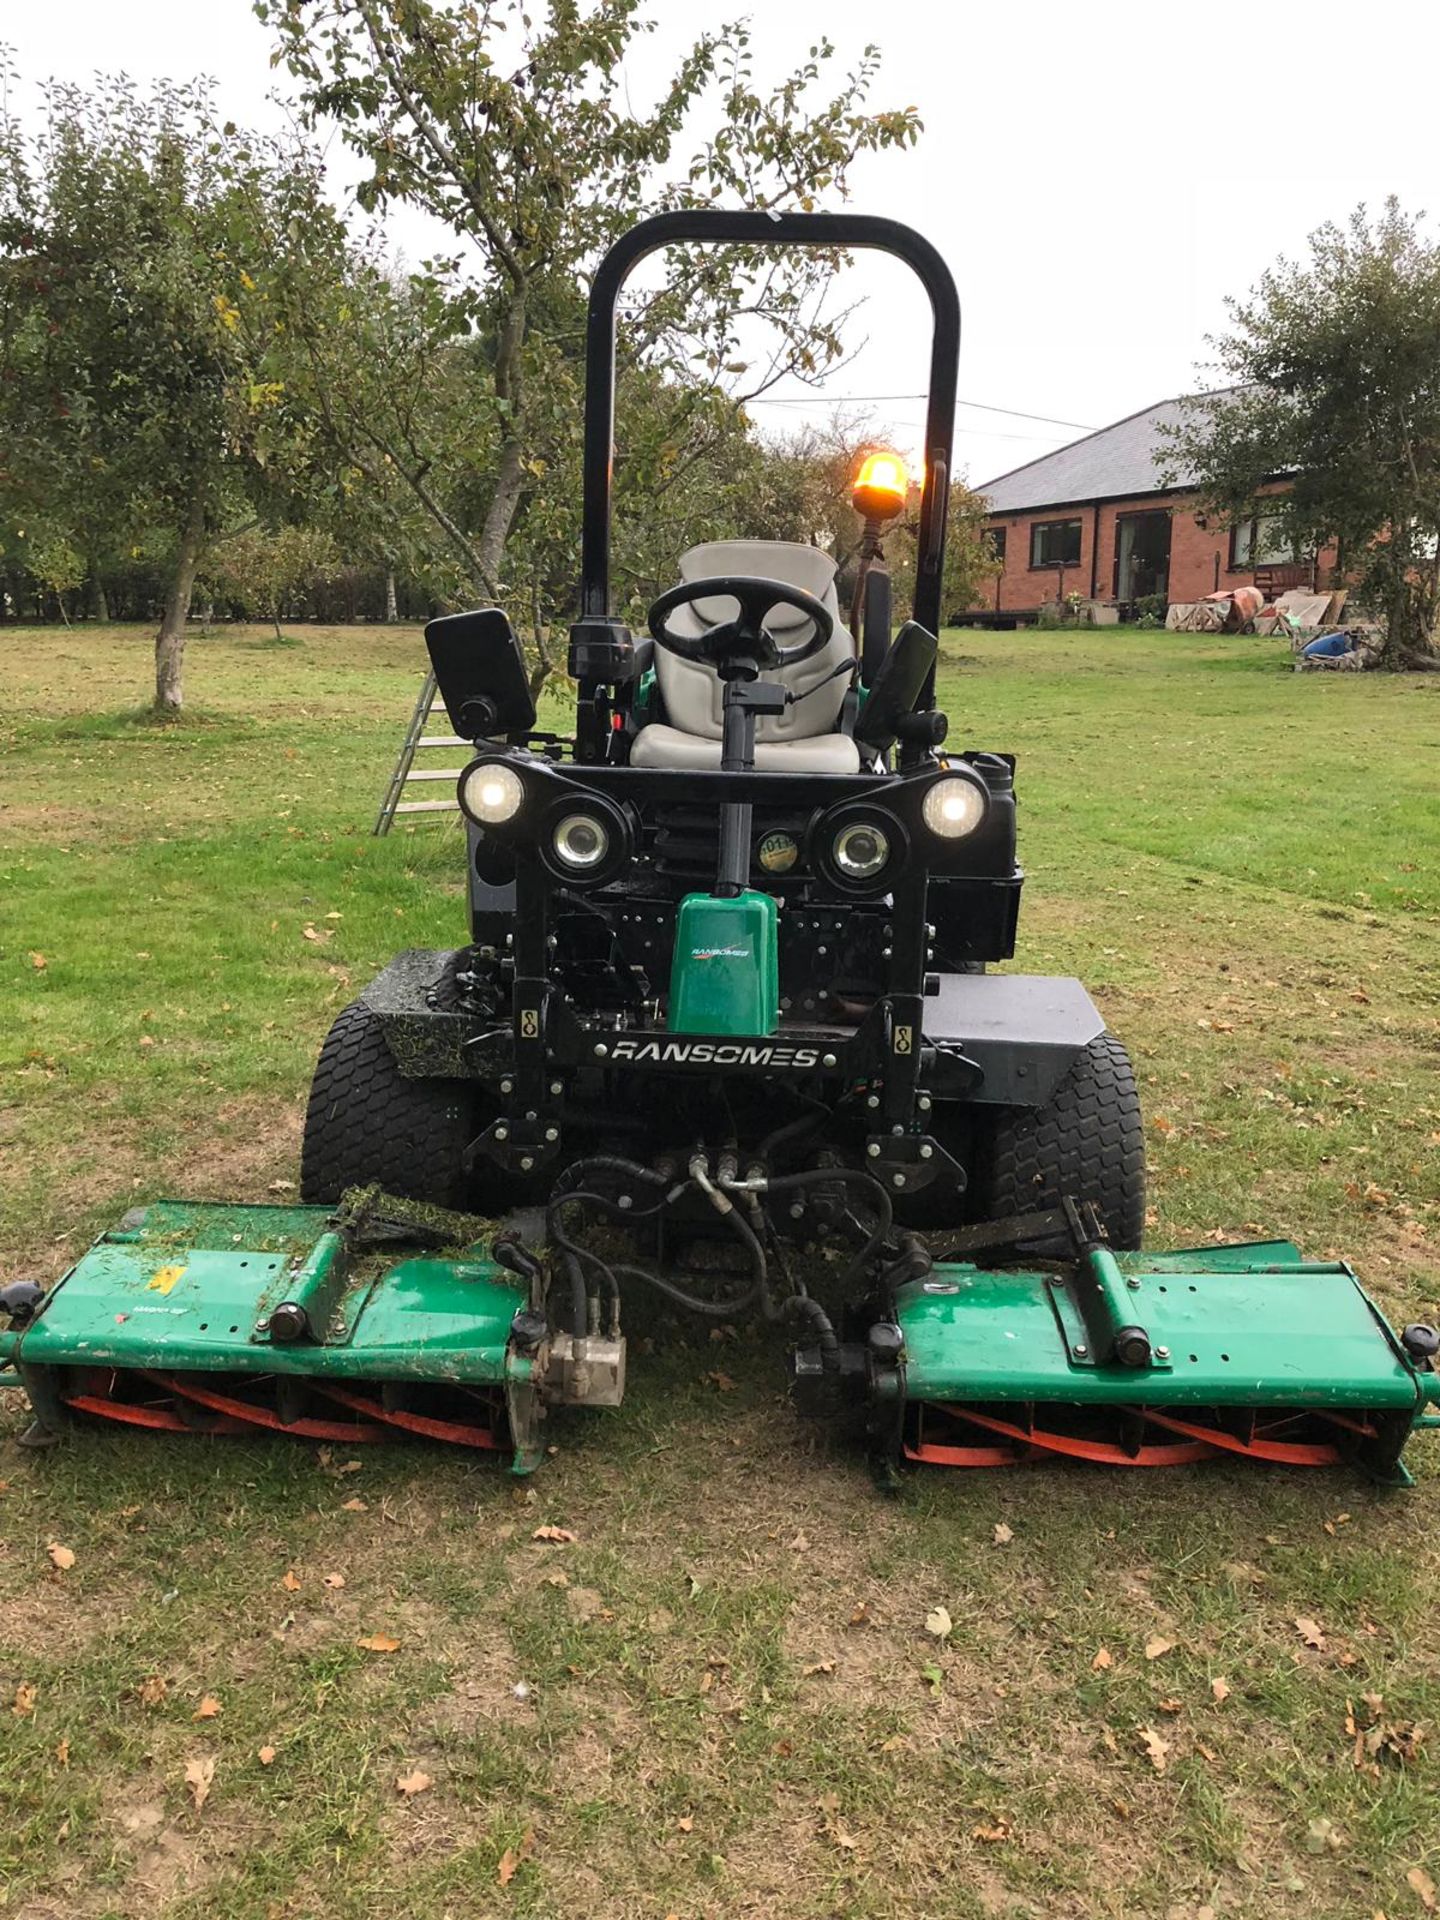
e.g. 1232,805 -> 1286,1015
192,1695 -> 221,1721
1408,1865 -> 1437,1911
47,1542 -> 75,1572
921,1664 -> 944,1698
185,1755 -> 215,1811
1137,1725 -> 1170,1773
1092,1647 -> 1114,1672
137,1675 -> 168,1708
803,1660 -> 836,1677
340,1497 -> 368,1513
497,1825 -> 537,1885
258,1746 -> 276,1766
1144,1635 -> 1176,1661
395,1769 -> 432,1797
788,1531 -> 811,1552
848,1601 -> 871,1627
282,1570 -> 302,1592
1211,1676 -> 1231,1703
677,1815 -> 694,1833
531,1525 -> 577,1544
992,1522 -> 1014,1546
355,1633 -> 401,1653
267,1178 -> 296,1193
1158,1697 -> 1183,1716
972,1816 -> 1012,1843
704,1370 -> 738,1392
13,1682 -> 37,1717
924,1606 -> 953,1641
1295,1615 -> 1327,1651
543,1570 -> 570,1589
323,1572 -> 346,1591
54,1738 -> 69,1767
29,951 -> 47,970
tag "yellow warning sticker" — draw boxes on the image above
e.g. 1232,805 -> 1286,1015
146,1264 -> 186,1295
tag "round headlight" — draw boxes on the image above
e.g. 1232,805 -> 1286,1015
461,760 -> 525,825
552,811 -> 610,871
921,775 -> 986,840
833,820 -> 891,879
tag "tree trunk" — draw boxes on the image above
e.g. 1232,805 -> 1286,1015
384,567 -> 398,623
475,287 -> 529,591
89,568 -> 109,623
155,491 -> 207,713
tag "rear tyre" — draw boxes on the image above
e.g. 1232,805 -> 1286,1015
301,1000 -> 475,1208
979,1031 -> 1146,1250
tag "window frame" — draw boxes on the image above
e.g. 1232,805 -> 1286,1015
1029,517 -> 1082,570
1229,508 -> 1302,571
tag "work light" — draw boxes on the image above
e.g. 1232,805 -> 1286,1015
460,759 -> 525,826
552,812 -> 610,871
832,820 -> 891,880
921,774 -> 987,840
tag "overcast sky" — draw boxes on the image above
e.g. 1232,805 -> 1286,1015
7,0 -> 1438,486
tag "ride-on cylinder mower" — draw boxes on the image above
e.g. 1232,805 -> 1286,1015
5,212 -> 1438,1481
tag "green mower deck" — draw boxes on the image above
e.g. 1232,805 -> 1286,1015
4,1200 -> 1436,1483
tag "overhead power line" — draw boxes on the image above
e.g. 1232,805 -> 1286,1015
743,392 -> 1098,432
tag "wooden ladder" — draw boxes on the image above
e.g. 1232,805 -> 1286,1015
373,671 -> 469,836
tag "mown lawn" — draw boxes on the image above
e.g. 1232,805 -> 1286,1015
2,620 -> 1439,1920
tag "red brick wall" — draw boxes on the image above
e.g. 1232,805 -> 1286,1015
973,484 -> 1339,613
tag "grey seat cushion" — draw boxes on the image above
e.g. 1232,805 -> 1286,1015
647,541 -> 853,753
630,723 -> 861,773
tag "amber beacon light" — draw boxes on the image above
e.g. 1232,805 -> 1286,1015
851,449 -> 909,521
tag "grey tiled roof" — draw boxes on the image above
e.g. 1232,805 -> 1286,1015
979,392 -> 1239,513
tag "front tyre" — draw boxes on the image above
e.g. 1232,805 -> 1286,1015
301,1000 -> 475,1208
979,1031 -> 1146,1250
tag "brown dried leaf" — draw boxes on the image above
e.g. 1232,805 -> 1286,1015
54,1738 -> 69,1767
803,1660 -> 836,1677
192,1695 -> 221,1721
788,1531 -> 811,1552
355,1633 -> 401,1653
137,1675 -> 167,1708
704,1370 -> 738,1392
1295,1615 -> 1327,1651
13,1682 -> 37,1717
677,1815 -> 694,1833
47,1542 -> 75,1572
1137,1725 -> 1170,1773
848,1601 -> 871,1627
29,951 -> 47,970
1144,1635 -> 1176,1661
497,1826 -> 537,1886
992,1522 -> 1014,1546
323,1572 -> 346,1591
1158,1698 -> 1183,1715
340,1496 -> 368,1513
1407,1865 -> 1436,1911
281,1570 -> 302,1592
531,1525 -> 576,1544
395,1769 -> 432,1797
1210,1676 -> 1231,1703
185,1755 -> 215,1811
258,1746 -> 277,1766
971,1817 -> 1012,1843
924,1606 -> 953,1641
1092,1647 -> 1114,1672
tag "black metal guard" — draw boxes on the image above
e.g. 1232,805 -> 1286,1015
580,211 -> 961,659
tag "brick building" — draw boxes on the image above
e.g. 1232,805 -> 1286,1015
970,393 -> 1331,620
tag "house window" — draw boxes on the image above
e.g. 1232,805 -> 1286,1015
1230,510 -> 1299,569
1030,519 -> 1081,568
988,527 -> 1007,566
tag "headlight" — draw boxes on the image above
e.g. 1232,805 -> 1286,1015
461,760 -> 525,825
552,811 -> 610,871
921,775 -> 986,840
833,820 -> 891,879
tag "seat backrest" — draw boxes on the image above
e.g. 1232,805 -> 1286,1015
652,541 -> 851,743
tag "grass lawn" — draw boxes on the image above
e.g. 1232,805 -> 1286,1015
2,620 -> 1439,1920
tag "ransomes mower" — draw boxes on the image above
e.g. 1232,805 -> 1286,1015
4,212 -> 1438,1480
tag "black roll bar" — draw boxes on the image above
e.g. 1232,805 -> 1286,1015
580,210 -> 961,643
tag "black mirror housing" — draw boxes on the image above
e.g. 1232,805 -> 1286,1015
425,609 -> 537,741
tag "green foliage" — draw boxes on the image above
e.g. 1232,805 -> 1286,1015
1161,198 -> 1440,664
260,0 -> 924,675
200,524 -> 340,634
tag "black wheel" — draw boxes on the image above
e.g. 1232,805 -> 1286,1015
301,1000 -> 475,1208
979,1031 -> 1146,1250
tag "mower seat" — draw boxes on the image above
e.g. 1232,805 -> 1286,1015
631,540 -> 860,773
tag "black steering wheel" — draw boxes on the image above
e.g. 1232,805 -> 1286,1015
648,575 -> 834,673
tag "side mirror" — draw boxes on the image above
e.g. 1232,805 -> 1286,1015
853,620 -> 938,750
425,609 -> 537,740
